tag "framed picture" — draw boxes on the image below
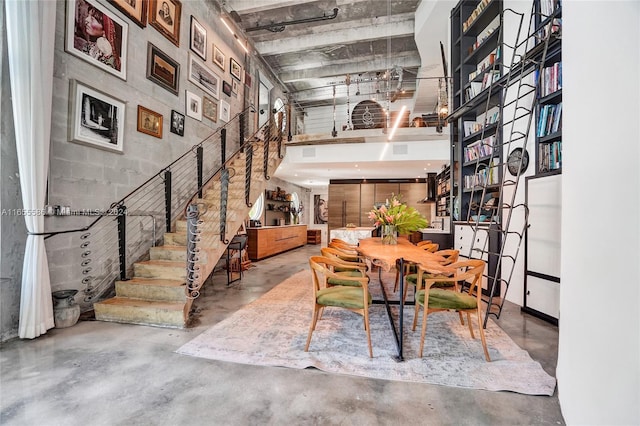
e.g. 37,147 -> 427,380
65,0 -> 129,80
222,80 -> 232,97
244,70 -> 252,88
108,0 -> 147,27
188,54 -> 220,99
230,57 -> 242,81
219,99 -> 230,122
212,44 -> 225,70
137,105 -> 163,138
189,16 -> 207,60
231,79 -> 239,96
202,97 -> 217,122
170,110 -> 185,136
68,80 -> 125,153
185,90 -> 202,121
148,0 -> 181,47
146,42 -> 179,95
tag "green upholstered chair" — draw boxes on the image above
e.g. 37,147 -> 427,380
401,249 -> 460,301
393,242 -> 440,292
411,259 -> 491,361
306,256 -> 373,357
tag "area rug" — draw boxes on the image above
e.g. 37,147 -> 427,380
176,270 -> 556,395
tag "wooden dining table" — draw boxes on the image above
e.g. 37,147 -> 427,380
356,237 -> 453,361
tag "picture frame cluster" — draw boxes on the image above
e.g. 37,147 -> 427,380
65,0 -> 252,151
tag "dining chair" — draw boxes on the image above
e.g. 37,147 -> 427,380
393,242 -> 442,292
411,259 -> 490,361
306,256 -> 373,357
320,247 -> 370,285
327,242 -> 364,263
401,249 -> 460,301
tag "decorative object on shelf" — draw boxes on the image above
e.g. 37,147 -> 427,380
380,224 -> 398,245
368,193 -> 428,243
507,147 -> 529,176
148,0 -> 182,47
52,289 -> 81,328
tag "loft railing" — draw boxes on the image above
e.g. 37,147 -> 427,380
39,105 -> 257,312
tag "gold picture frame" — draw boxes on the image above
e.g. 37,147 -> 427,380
137,105 -> 163,138
148,0 -> 181,47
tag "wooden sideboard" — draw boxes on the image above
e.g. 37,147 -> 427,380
247,225 -> 307,260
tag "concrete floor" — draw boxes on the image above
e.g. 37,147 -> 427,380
0,244 -> 565,425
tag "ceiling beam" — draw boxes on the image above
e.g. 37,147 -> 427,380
254,15 -> 415,55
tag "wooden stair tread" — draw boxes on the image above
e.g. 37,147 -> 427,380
136,259 -> 185,267
96,297 -> 184,310
117,278 -> 185,287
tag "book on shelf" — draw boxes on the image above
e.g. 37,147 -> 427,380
538,141 -> 562,172
462,0 -> 494,33
536,102 -> 562,137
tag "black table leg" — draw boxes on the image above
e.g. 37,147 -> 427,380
377,258 -> 405,361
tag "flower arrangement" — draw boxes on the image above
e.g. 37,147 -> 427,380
368,193 -> 428,237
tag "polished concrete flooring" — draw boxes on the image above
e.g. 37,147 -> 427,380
0,244 -> 565,425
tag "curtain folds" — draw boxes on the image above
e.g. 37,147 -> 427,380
6,0 -> 57,338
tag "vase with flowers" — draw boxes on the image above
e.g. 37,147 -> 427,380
368,193 -> 428,244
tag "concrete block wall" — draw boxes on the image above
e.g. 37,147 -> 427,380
0,0 -> 289,340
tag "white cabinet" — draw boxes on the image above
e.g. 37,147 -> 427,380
454,223 -> 495,293
524,174 -> 561,323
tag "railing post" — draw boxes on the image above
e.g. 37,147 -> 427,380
196,146 -> 203,198
185,203 -> 199,298
239,112 -> 246,152
220,128 -> 227,164
164,169 -> 172,233
117,204 -> 127,280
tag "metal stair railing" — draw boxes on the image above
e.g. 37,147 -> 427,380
184,113 -> 287,299
37,105 -> 256,312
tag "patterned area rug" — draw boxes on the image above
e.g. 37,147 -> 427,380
177,270 -> 556,395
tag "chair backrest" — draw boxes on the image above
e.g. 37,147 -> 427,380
328,240 -> 358,253
309,256 -> 368,292
433,249 -> 459,265
416,240 -> 433,247
325,244 -> 361,261
449,259 -> 485,296
419,242 -> 439,253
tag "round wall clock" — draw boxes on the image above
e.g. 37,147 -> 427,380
507,148 -> 529,176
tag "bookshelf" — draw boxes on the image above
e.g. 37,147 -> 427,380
265,189 -> 293,226
450,0 -> 503,300
450,0 -> 503,222
435,165 -> 452,217
523,0 -> 562,325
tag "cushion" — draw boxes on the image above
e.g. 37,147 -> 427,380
415,288 -> 477,310
405,273 -> 455,288
317,286 -> 372,309
328,270 -> 368,287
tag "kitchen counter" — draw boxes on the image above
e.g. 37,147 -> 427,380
329,227 -> 376,245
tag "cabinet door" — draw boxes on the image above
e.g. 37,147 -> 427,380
455,224 -> 488,260
328,184 -> 360,229
360,183 -> 375,226
526,276 -> 560,319
399,183 -> 431,220
527,175 -> 561,277
374,183 -> 399,204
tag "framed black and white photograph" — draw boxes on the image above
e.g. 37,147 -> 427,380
202,97 -> 217,122
170,110 -> 185,136
146,42 -> 179,95
137,105 -> 163,139
68,80 -> 125,153
230,57 -> 242,81
231,79 -> 239,96
219,99 -> 230,122
108,0 -> 147,27
185,90 -> 202,121
148,0 -> 181,46
188,53 -> 220,99
222,80 -> 232,97
189,16 -> 206,60
65,0 -> 129,80
212,44 -> 225,70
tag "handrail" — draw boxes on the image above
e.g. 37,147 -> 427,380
33,105 -> 256,239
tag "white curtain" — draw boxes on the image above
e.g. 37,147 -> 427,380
6,0 -> 56,338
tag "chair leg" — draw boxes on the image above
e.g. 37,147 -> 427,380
476,309 -> 491,361
412,300 -> 421,331
458,311 -> 465,325
305,304 -> 320,352
363,309 -> 373,358
393,269 -> 400,292
419,307 -> 429,357
466,312 -> 475,339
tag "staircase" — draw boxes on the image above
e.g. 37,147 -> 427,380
94,139 -> 282,328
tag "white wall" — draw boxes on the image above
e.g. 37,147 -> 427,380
558,1 -> 640,424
